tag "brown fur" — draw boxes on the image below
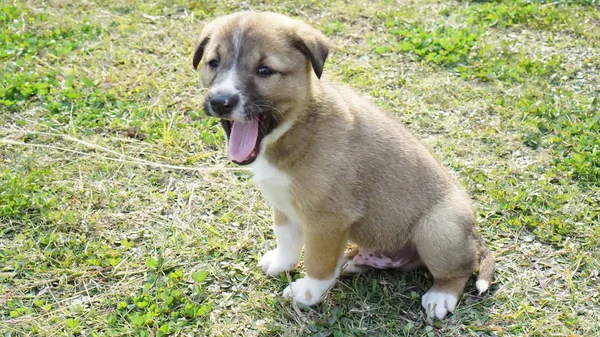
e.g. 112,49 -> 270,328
193,11 -> 494,314
273,209 -> 288,227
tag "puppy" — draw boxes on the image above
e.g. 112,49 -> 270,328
192,12 -> 494,320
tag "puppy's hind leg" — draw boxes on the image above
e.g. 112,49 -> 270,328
414,192 -> 479,320
421,276 -> 469,320
397,258 -> 423,273
339,247 -> 370,275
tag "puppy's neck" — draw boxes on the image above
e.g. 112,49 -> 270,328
284,73 -> 325,116
264,75 -> 324,142
260,78 -> 333,169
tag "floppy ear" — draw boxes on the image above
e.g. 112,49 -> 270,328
193,18 -> 223,69
292,25 -> 329,79
192,36 -> 210,69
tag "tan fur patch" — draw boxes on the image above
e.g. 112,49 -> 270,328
273,209 -> 289,226
304,289 -> 312,302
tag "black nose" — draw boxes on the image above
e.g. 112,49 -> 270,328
209,94 -> 239,116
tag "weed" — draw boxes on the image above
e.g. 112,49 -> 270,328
380,24 -> 479,66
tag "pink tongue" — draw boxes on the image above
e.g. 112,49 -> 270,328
228,119 -> 259,162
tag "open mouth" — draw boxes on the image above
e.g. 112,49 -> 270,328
221,114 -> 275,165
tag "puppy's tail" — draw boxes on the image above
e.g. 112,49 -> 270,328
475,242 -> 495,294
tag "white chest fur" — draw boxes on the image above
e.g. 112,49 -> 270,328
251,155 -> 301,224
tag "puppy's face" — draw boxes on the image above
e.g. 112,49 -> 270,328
192,12 -> 328,165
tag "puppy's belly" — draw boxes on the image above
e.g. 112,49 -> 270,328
353,248 -> 406,269
352,246 -> 419,269
349,222 -> 420,269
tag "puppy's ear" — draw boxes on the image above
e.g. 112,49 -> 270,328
292,25 -> 329,79
192,36 -> 210,70
193,18 -> 223,69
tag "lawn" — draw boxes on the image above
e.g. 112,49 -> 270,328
1,0 -> 599,336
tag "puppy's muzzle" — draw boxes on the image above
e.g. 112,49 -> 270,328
209,94 -> 240,117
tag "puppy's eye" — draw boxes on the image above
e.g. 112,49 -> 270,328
257,66 -> 274,76
208,59 -> 219,69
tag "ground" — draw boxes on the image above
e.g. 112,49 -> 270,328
1,0 -> 599,336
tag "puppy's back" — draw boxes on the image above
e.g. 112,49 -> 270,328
326,83 -> 461,250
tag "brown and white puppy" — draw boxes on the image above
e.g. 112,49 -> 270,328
192,12 -> 494,320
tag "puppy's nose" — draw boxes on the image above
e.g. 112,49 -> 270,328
209,94 -> 239,116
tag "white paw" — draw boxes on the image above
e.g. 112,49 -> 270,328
476,280 -> 490,294
283,277 -> 334,306
422,290 -> 458,320
259,249 -> 298,276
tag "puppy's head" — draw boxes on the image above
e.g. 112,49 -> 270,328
192,12 -> 328,165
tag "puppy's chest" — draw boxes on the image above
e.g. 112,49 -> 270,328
251,157 -> 300,223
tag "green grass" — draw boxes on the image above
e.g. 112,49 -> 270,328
1,0 -> 599,336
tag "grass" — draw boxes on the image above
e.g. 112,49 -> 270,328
1,0 -> 599,336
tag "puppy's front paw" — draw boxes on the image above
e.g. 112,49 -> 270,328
422,290 -> 458,320
283,277 -> 333,306
259,249 -> 298,276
